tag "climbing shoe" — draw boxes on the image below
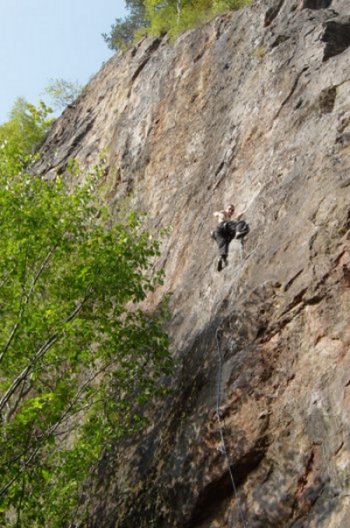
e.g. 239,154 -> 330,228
210,230 -> 216,240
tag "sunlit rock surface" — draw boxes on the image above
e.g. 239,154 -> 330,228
37,0 -> 350,526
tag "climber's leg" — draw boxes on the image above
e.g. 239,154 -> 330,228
215,234 -> 230,272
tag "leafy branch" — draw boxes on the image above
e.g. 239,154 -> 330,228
0,153 -> 171,527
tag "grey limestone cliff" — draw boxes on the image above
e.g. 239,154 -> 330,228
37,0 -> 350,526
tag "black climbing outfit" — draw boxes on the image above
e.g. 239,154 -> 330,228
212,220 -> 249,271
213,221 -> 237,257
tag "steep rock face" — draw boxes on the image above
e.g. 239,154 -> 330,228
37,0 -> 350,526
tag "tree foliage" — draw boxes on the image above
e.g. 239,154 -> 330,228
145,0 -> 252,37
0,98 -> 53,177
104,0 -> 252,50
0,106 -> 171,526
43,78 -> 83,111
103,0 -> 148,50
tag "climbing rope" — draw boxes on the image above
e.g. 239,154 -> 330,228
215,327 -> 248,528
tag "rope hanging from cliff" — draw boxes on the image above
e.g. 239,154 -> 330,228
215,327 -> 248,528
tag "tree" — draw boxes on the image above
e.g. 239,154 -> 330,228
103,0 -> 148,50
0,98 -> 53,177
103,0 -> 252,49
144,0 -> 252,37
43,78 -> 83,111
0,112 -> 171,525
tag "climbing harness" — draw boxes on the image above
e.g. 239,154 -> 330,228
215,327 -> 248,528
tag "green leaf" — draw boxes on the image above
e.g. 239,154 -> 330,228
0,128 -> 172,526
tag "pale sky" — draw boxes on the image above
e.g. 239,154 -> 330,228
0,0 -> 127,123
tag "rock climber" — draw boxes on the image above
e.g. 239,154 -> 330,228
211,203 -> 249,272
211,203 -> 237,272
